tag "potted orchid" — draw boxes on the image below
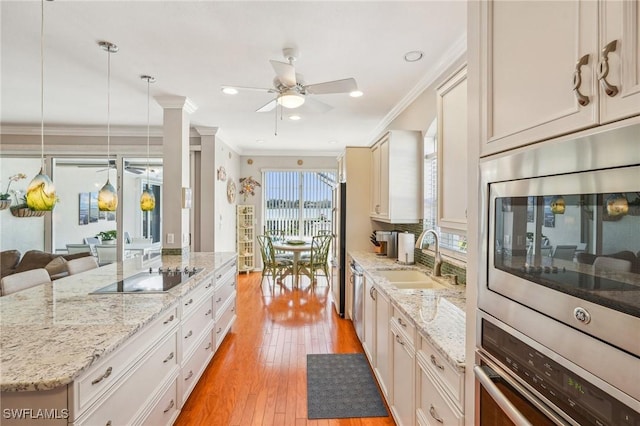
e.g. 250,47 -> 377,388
0,173 -> 26,210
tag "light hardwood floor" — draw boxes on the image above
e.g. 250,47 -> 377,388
174,272 -> 396,426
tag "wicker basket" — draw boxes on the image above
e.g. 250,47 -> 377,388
10,206 -> 46,217
0,199 -> 11,210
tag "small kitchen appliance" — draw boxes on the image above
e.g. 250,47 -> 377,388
375,230 -> 398,258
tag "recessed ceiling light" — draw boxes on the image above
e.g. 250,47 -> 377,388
404,50 -> 424,62
328,140 -> 338,145
221,87 -> 238,95
289,114 -> 301,121
256,139 -> 265,143
349,90 -> 363,98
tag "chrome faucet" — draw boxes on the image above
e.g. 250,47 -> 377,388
415,229 -> 442,277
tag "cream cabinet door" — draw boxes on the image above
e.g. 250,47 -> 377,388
374,287 -> 391,399
481,0 -> 599,156
390,326 -> 415,426
437,66 -> 468,232
599,0 -> 640,124
363,274 -> 376,363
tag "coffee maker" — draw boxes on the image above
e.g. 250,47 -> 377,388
375,231 -> 398,258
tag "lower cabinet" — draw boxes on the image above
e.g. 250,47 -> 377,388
390,322 -> 415,426
374,287 -> 391,399
362,273 -> 376,363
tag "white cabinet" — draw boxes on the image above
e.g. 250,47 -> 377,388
480,0 -> 640,156
370,131 -> 422,224
390,321 -> 415,426
363,273 -> 376,362
374,285 -> 391,399
437,66 -> 468,232
416,336 -> 464,426
237,205 -> 255,273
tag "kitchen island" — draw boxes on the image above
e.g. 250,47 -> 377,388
0,251 -> 237,425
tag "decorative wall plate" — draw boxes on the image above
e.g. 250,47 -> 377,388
227,179 -> 236,203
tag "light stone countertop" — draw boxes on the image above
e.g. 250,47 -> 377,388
349,251 -> 466,372
0,252 -> 236,392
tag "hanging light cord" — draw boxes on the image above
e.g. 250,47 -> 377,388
146,77 -> 150,188
40,0 -> 45,172
107,47 -> 111,178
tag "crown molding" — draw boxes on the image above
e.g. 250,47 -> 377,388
366,32 -> 467,145
0,124 -> 165,137
194,126 -> 219,137
154,95 -> 198,114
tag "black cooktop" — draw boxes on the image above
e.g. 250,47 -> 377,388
90,267 -> 203,294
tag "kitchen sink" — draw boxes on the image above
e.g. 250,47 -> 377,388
375,269 -> 447,290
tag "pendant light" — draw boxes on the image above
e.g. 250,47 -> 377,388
140,75 -> 156,212
26,0 -> 57,212
97,41 -> 118,212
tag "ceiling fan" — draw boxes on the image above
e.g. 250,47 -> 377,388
222,47 -> 360,114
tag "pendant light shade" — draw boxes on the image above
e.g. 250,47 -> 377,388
26,0 -> 57,212
97,41 -> 118,212
98,179 -> 118,211
140,75 -> 156,212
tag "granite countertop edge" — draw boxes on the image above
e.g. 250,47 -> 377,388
349,251 -> 466,373
0,252 -> 237,392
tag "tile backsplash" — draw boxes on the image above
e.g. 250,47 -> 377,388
393,221 -> 467,285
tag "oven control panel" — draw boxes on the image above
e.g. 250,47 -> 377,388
482,319 -> 639,426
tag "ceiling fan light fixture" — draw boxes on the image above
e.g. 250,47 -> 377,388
221,86 -> 238,95
349,90 -> 363,98
277,90 -> 305,109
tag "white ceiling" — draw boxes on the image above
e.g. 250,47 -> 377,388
1,1 -> 466,156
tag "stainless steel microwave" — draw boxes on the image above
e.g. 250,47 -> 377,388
478,121 -> 640,406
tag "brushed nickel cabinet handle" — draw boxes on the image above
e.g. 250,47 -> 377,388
106,421 -> 112,426
205,281 -> 213,289
184,370 -> 193,381
184,330 -> 193,339
430,354 -> 445,371
216,327 -> 222,334
184,298 -> 193,307
395,334 -> 405,346
205,308 -> 212,316
163,399 -> 175,413
216,297 -> 222,303
597,40 -> 619,97
163,314 -> 174,325
205,342 -> 212,350
397,317 -> 407,327
163,352 -> 174,363
429,404 -> 444,423
369,286 -> 376,301
572,54 -> 590,106
91,366 -> 113,385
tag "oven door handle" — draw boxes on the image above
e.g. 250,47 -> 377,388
474,365 -> 533,426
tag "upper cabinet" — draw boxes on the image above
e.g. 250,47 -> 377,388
437,66 -> 468,232
480,0 -> 640,156
370,130 -> 421,224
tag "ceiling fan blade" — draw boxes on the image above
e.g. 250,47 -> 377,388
221,85 -> 275,93
256,99 -> 277,113
269,60 -> 297,87
304,78 -> 357,95
301,96 -> 333,113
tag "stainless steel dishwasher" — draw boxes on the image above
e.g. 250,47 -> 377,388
350,260 -> 364,341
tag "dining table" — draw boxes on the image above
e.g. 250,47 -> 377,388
124,241 -> 162,259
271,239 -> 312,288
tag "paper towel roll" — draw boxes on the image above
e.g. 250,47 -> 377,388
397,232 -> 415,264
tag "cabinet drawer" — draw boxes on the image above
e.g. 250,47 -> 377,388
181,296 -> 214,358
215,260 -> 237,282
137,375 -> 179,426
182,277 -> 214,318
418,337 -> 464,409
214,275 -> 236,311
416,363 -> 463,426
181,330 -> 215,404
392,307 -> 416,346
76,331 -> 178,426
73,305 -> 178,415
214,296 -> 236,349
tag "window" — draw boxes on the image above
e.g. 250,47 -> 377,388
263,170 -> 336,237
424,121 -> 467,256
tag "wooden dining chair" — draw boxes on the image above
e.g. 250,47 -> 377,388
257,235 -> 293,291
298,234 -> 332,287
0,268 -> 50,296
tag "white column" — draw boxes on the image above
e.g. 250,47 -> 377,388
155,95 -> 197,256
194,126 -> 218,252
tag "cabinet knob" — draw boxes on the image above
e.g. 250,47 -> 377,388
572,54 -> 590,106
597,40 -> 619,97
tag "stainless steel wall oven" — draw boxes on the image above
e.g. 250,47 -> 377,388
477,123 -> 640,425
